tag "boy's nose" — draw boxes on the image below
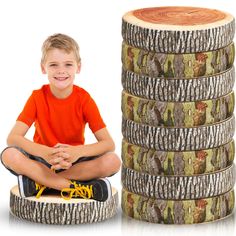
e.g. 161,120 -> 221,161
57,68 -> 66,74
58,71 -> 65,74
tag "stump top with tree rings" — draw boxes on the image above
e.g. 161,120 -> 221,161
10,185 -> 119,225
122,6 -> 235,53
123,6 -> 234,30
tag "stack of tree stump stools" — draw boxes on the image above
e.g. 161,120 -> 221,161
121,6 -> 236,224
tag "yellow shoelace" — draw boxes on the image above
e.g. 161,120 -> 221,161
61,181 -> 93,200
35,183 -> 46,199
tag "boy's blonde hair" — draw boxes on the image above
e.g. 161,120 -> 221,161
41,33 -> 81,64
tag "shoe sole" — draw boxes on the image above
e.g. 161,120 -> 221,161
101,178 -> 112,200
18,175 -> 26,198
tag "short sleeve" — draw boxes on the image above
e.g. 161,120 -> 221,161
17,92 -> 37,127
83,95 -> 106,133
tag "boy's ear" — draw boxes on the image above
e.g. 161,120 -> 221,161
76,63 -> 81,73
41,64 -> 47,74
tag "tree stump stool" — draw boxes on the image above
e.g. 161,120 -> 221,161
121,67 -> 235,102
122,6 -> 235,53
122,164 -> 236,200
122,116 -> 235,151
121,90 -> 234,127
122,188 -> 235,224
121,139 -> 235,176
122,42 -> 235,79
10,185 -> 119,225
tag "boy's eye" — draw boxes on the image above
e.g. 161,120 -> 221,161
66,64 -> 73,66
49,64 -> 57,67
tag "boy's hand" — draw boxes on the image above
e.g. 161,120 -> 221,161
50,144 -> 81,170
54,144 -> 81,163
39,145 -> 71,170
50,158 -> 72,170
49,146 -> 70,170
54,143 -> 70,148
39,146 -> 57,163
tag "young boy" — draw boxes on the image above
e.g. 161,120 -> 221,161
1,33 -> 121,202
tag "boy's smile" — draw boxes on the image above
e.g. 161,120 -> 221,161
41,48 -> 81,99
54,76 -> 69,81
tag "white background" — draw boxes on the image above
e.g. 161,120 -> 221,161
0,0 -> 235,235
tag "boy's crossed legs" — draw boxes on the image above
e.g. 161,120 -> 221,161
1,147 -> 120,201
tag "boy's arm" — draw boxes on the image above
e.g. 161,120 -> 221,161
79,127 -> 115,157
55,127 -> 115,164
7,121 -> 54,162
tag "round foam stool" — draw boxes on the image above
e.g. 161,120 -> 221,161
121,67 -> 235,102
122,115 -> 235,151
10,185 -> 119,225
121,188 -> 235,224
121,139 -> 235,176
122,164 -> 236,200
122,42 -> 235,79
122,6 -> 235,53
122,90 -> 234,127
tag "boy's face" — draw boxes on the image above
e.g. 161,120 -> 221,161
41,48 -> 80,92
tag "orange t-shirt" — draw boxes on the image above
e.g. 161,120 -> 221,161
17,85 -> 106,147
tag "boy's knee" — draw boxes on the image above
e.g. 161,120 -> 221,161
111,153 -> 121,172
103,152 -> 121,174
1,147 -> 24,167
